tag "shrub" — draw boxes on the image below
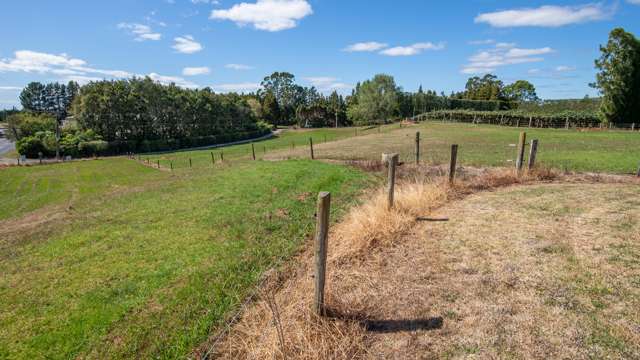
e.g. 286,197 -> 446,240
16,137 -> 48,158
78,140 -> 109,156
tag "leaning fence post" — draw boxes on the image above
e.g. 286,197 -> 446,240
516,132 -> 527,173
314,191 -> 331,316
528,139 -> 538,171
211,152 -> 215,165
449,144 -> 458,185
383,153 -> 399,209
415,131 -> 420,164
309,138 -> 315,160
251,143 -> 256,160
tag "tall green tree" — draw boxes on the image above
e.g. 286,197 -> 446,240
503,80 -> 539,102
592,28 -> 640,124
347,74 -> 400,125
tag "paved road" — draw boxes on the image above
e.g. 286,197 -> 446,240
0,127 -> 15,155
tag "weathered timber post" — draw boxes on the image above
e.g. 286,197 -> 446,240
251,143 -> 256,160
211,152 -> 215,165
632,123 -> 636,131
529,116 -> 533,128
157,160 -> 160,168
263,145 -> 266,154
516,132 -> 527,173
309,138 -> 315,160
565,117 -> 570,130
415,131 -> 421,164
170,161 -> 173,171
516,118 -> 520,128
38,152 -> 43,165
449,144 -> 458,185
220,150 -> 224,162
314,191 -> 331,316
324,135 -> 327,143
383,153 -> 399,209
637,162 -> 640,177
528,139 -> 538,171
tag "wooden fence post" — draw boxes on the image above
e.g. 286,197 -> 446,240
637,162 -> 640,177
528,139 -> 538,171
170,161 -> 173,171
415,131 -> 420,164
383,153 -> 399,209
220,150 -> 224,162
449,145 -> 458,185
251,143 -> 256,160
211,152 -> 215,165
314,191 -> 331,316
189,158 -> 192,168
516,118 -> 520,128
263,145 -> 266,154
157,160 -> 160,168
529,116 -> 533,128
632,123 -> 636,131
516,132 -> 527,173
565,117 -> 569,130
309,138 -> 315,160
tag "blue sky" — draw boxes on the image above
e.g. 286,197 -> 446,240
1,0 -> 639,109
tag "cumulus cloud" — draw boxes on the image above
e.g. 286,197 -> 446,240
182,67 -> 211,76
225,63 -> 254,70
0,50 -> 196,88
304,77 -> 352,92
117,23 -> 162,41
379,42 -> 445,56
469,39 -> 495,45
475,3 -> 613,28
461,43 -> 554,74
343,42 -> 388,52
210,0 -> 313,32
555,65 -> 576,72
173,35 -> 203,54
212,82 -> 261,93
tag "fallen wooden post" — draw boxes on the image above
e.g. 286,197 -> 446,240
314,191 -> 331,316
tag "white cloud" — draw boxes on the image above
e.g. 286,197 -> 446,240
0,50 -> 197,89
212,82 -> 261,93
469,39 -> 495,45
505,47 -> 554,58
117,23 -> 162,41
461,43 -> 554,74
343,42 -> 388,52
304,77 -> 352,92
210,0 -> 313,32
172,35 -> 203,54
379,42 -> 445,56
0,86 -> 22,91
192,0 -> 220,3
182,66 -> 211,76
555,65 -> 576,72
475,4 -> 612,28
528,68 -> 541,74
628,0 -> 640,4
225,63 -> 254,70
148,73 -> 198,88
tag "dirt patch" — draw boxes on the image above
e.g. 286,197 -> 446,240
197,171 -> 640,359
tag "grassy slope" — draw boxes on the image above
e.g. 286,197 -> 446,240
144,125 -> 396,169
0,159 -> 374,359
270,122 -> 640,174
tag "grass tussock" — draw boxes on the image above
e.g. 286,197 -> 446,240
200,167 -> 563,359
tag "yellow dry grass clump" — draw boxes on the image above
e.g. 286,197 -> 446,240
195,167 -> 563,359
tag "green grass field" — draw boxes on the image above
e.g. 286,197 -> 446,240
0,158 -> 374,359
143,125 -> 396,169
2,122 -> 639,359
267,122 -> 640,174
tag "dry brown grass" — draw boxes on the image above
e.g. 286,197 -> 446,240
192,167 -> 640,359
